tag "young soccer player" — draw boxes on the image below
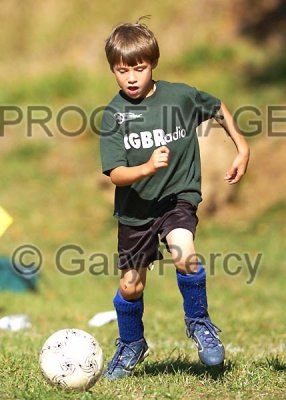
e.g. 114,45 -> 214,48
100,19 -> 250,380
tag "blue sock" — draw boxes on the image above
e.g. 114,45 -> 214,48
176,263 -> 209,319
113,289 -> 144,343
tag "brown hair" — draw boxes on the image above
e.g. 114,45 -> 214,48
105,17 -> 160,70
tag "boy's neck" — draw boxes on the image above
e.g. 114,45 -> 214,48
146,81 -> 156,98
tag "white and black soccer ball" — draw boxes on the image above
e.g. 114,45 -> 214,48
39,328 -> 104,390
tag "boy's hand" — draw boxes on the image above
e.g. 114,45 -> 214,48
224,153 -> 249,184
110,146 -> 170,186
145,146 -> 170,175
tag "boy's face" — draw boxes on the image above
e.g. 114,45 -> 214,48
113,61 -> 155,100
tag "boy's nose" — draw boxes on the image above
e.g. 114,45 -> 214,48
128,72 -> 137,83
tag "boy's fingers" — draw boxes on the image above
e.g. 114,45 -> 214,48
159,145 -> 170,153
224,165 -> 236,180
156,147 -> 170,161
152,146 -> 170,169
224,166 -> 244,184
158,155 -> 169,163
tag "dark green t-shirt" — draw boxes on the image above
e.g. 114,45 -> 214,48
100,80 -> 220,226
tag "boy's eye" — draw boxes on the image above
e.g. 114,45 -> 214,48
116,65 -> 146,73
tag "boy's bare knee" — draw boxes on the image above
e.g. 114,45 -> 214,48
174,257 -> 198,274
120,280 -> 144,300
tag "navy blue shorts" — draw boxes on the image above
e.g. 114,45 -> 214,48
117,199 -> 198,269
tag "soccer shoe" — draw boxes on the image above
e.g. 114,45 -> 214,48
185,317 -> 225,366
103,337 -> 149,380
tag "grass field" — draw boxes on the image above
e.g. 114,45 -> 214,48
0,213 -> 285,399
0,136 -> 285,399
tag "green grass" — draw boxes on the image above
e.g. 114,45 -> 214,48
0,135 -> 285,398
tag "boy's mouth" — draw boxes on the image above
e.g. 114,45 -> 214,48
127,86 -> 139,95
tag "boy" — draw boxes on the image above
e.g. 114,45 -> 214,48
100,19 -> 249,380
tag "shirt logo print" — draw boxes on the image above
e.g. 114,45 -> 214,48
114,112 -> 143,125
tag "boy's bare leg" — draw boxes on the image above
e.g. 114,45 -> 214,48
103,266 -> 149,380
120,266 -> 148,300
166,228 -> 198,273
166,228 -> 225,366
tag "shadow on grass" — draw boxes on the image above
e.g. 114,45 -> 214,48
138,355 -> 234,381
264,356 -> 286,372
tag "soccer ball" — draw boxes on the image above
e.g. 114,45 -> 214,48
39,328 -> 104,390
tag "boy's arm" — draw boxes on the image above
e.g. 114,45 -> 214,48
215,101 -> 250,185
110,146 -> 170,186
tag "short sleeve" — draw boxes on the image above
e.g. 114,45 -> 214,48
195,89 -> 221,124
100,107 -> 127,176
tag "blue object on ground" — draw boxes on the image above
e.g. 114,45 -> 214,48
0,257 -> 38,292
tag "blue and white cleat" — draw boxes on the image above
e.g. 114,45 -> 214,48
185,317 -> 225,366
103,337 -> 149,380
